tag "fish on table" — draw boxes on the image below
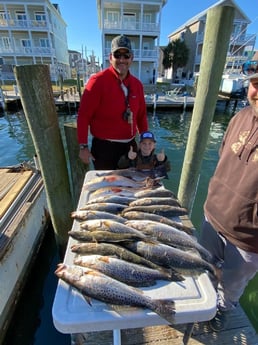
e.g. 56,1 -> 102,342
134,188 -> 177,199
128,197 -> 181,207
121,211 -> 195,235
74,254 -> 183,287
124,240 -> 216,276
79,202 -> 127,214
71,210 -> 127,223
86,194 -> 136,205
122,204 -> 188,218
55,264 -> 176,325
70,242 -> 179,273
89,186 -> 138,199
79,219 -> 146,239
68,230 -> 143,243
83,174 -> 151,192
125,220 -> 212,262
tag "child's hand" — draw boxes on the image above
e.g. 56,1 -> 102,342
128,146 -> 137,160
157,149 -> 165,162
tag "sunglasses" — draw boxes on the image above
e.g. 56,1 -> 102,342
113,52 -> 132,60
242,60 -> 258,76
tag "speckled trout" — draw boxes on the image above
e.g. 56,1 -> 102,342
68,230 -> 142,243
125,241 -> 215,276
71,210 -> 126,223
83,175 -> 148,191
70,242 -> 177,272
79,219 -> 146,239
74,255 -> 183,287
134,188 -> 177,199
79,202 -> 126,214
121,211 -> 194,235
122,205 -> 188,217
125,220 -> 211,262
55,264 -> 176,324
129,197 -> 181,207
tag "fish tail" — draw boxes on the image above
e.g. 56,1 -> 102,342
153,299 -> 176,324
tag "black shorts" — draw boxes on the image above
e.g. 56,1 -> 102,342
91,137 -> 137,170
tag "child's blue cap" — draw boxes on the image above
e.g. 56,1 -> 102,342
140,131 -> 156,142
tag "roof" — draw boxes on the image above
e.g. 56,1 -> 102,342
168,0 -> 251,37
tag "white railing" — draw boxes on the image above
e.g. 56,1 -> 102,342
0,46 -> 54,56
104,48 -> 158,59
0,18 -> 47,29
103,20 -> 159,32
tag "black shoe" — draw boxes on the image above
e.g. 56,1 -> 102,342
209,310 -> 229,332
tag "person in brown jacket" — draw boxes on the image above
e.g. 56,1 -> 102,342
200,64 -> 258,332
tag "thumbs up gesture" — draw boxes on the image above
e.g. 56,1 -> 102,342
157,148 -> 165,162
128,146 -> 137,160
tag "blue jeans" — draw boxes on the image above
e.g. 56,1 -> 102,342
199,218 -> 258,311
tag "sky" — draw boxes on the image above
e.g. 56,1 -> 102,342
55,0 -> 258,62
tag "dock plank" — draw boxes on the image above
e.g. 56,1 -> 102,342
71,305 -> 258,345
0,170 -> 33,218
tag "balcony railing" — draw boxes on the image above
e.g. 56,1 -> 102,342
196,31 -> 256,48
0,18 -> 48,30
104,48 -> 158,59
103,20 -> 159,32
229,33 -> 256,47
0,46 -> 54,56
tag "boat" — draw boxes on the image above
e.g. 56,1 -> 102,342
0,161 -> 49,341
219,72 -> 247,99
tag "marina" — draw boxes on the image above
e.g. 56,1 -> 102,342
1,108 -> 257,345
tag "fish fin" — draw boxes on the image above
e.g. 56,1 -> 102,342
153,299 -> 176,325
83,295 -> 93,306
98,256 -> 110,263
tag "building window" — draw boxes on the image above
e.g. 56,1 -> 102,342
39,38 -> 50,48
21,39 -> 32,53
123,12 -> 136,30
35,12 -> 46,21
16,11 -> 27,27
2,37 -> 11,50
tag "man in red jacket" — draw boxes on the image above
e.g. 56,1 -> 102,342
77,34 -> 148,169
200,63 -> 258,332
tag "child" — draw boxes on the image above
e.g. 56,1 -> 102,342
118,131 -> 171,177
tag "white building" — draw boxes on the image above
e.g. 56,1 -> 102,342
96,0 -> 167,84
166,0 -> 256,80
0,0 -> 70,82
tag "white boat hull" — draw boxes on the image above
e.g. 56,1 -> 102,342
0,170 -> 49,339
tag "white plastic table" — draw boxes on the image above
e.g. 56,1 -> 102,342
52,171 -> 217,345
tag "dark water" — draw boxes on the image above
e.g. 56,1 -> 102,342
1,104 -> 257,344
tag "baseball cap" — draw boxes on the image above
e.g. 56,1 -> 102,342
140,131 -> 156,142
111,35 -> 132,54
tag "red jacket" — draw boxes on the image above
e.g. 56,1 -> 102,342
77,66 -> 148,144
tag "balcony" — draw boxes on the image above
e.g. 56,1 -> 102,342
0,46 -> 55,56
229,33 -> 256,47
104,48 -> 158,60
0,18 -> 48,31
103,20 -> 159,33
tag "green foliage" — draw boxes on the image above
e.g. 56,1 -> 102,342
162,39 -> 189,80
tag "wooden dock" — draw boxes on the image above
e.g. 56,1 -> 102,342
71,305 -> 258,344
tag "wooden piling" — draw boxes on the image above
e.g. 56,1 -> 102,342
64,122 -> 89,206
178,5 -> 235,211
14,64 -> 73,255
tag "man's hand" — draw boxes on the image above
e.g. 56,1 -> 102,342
157,148 -> 165,162
79,147 -> 95,165
128,146 -> 137,160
